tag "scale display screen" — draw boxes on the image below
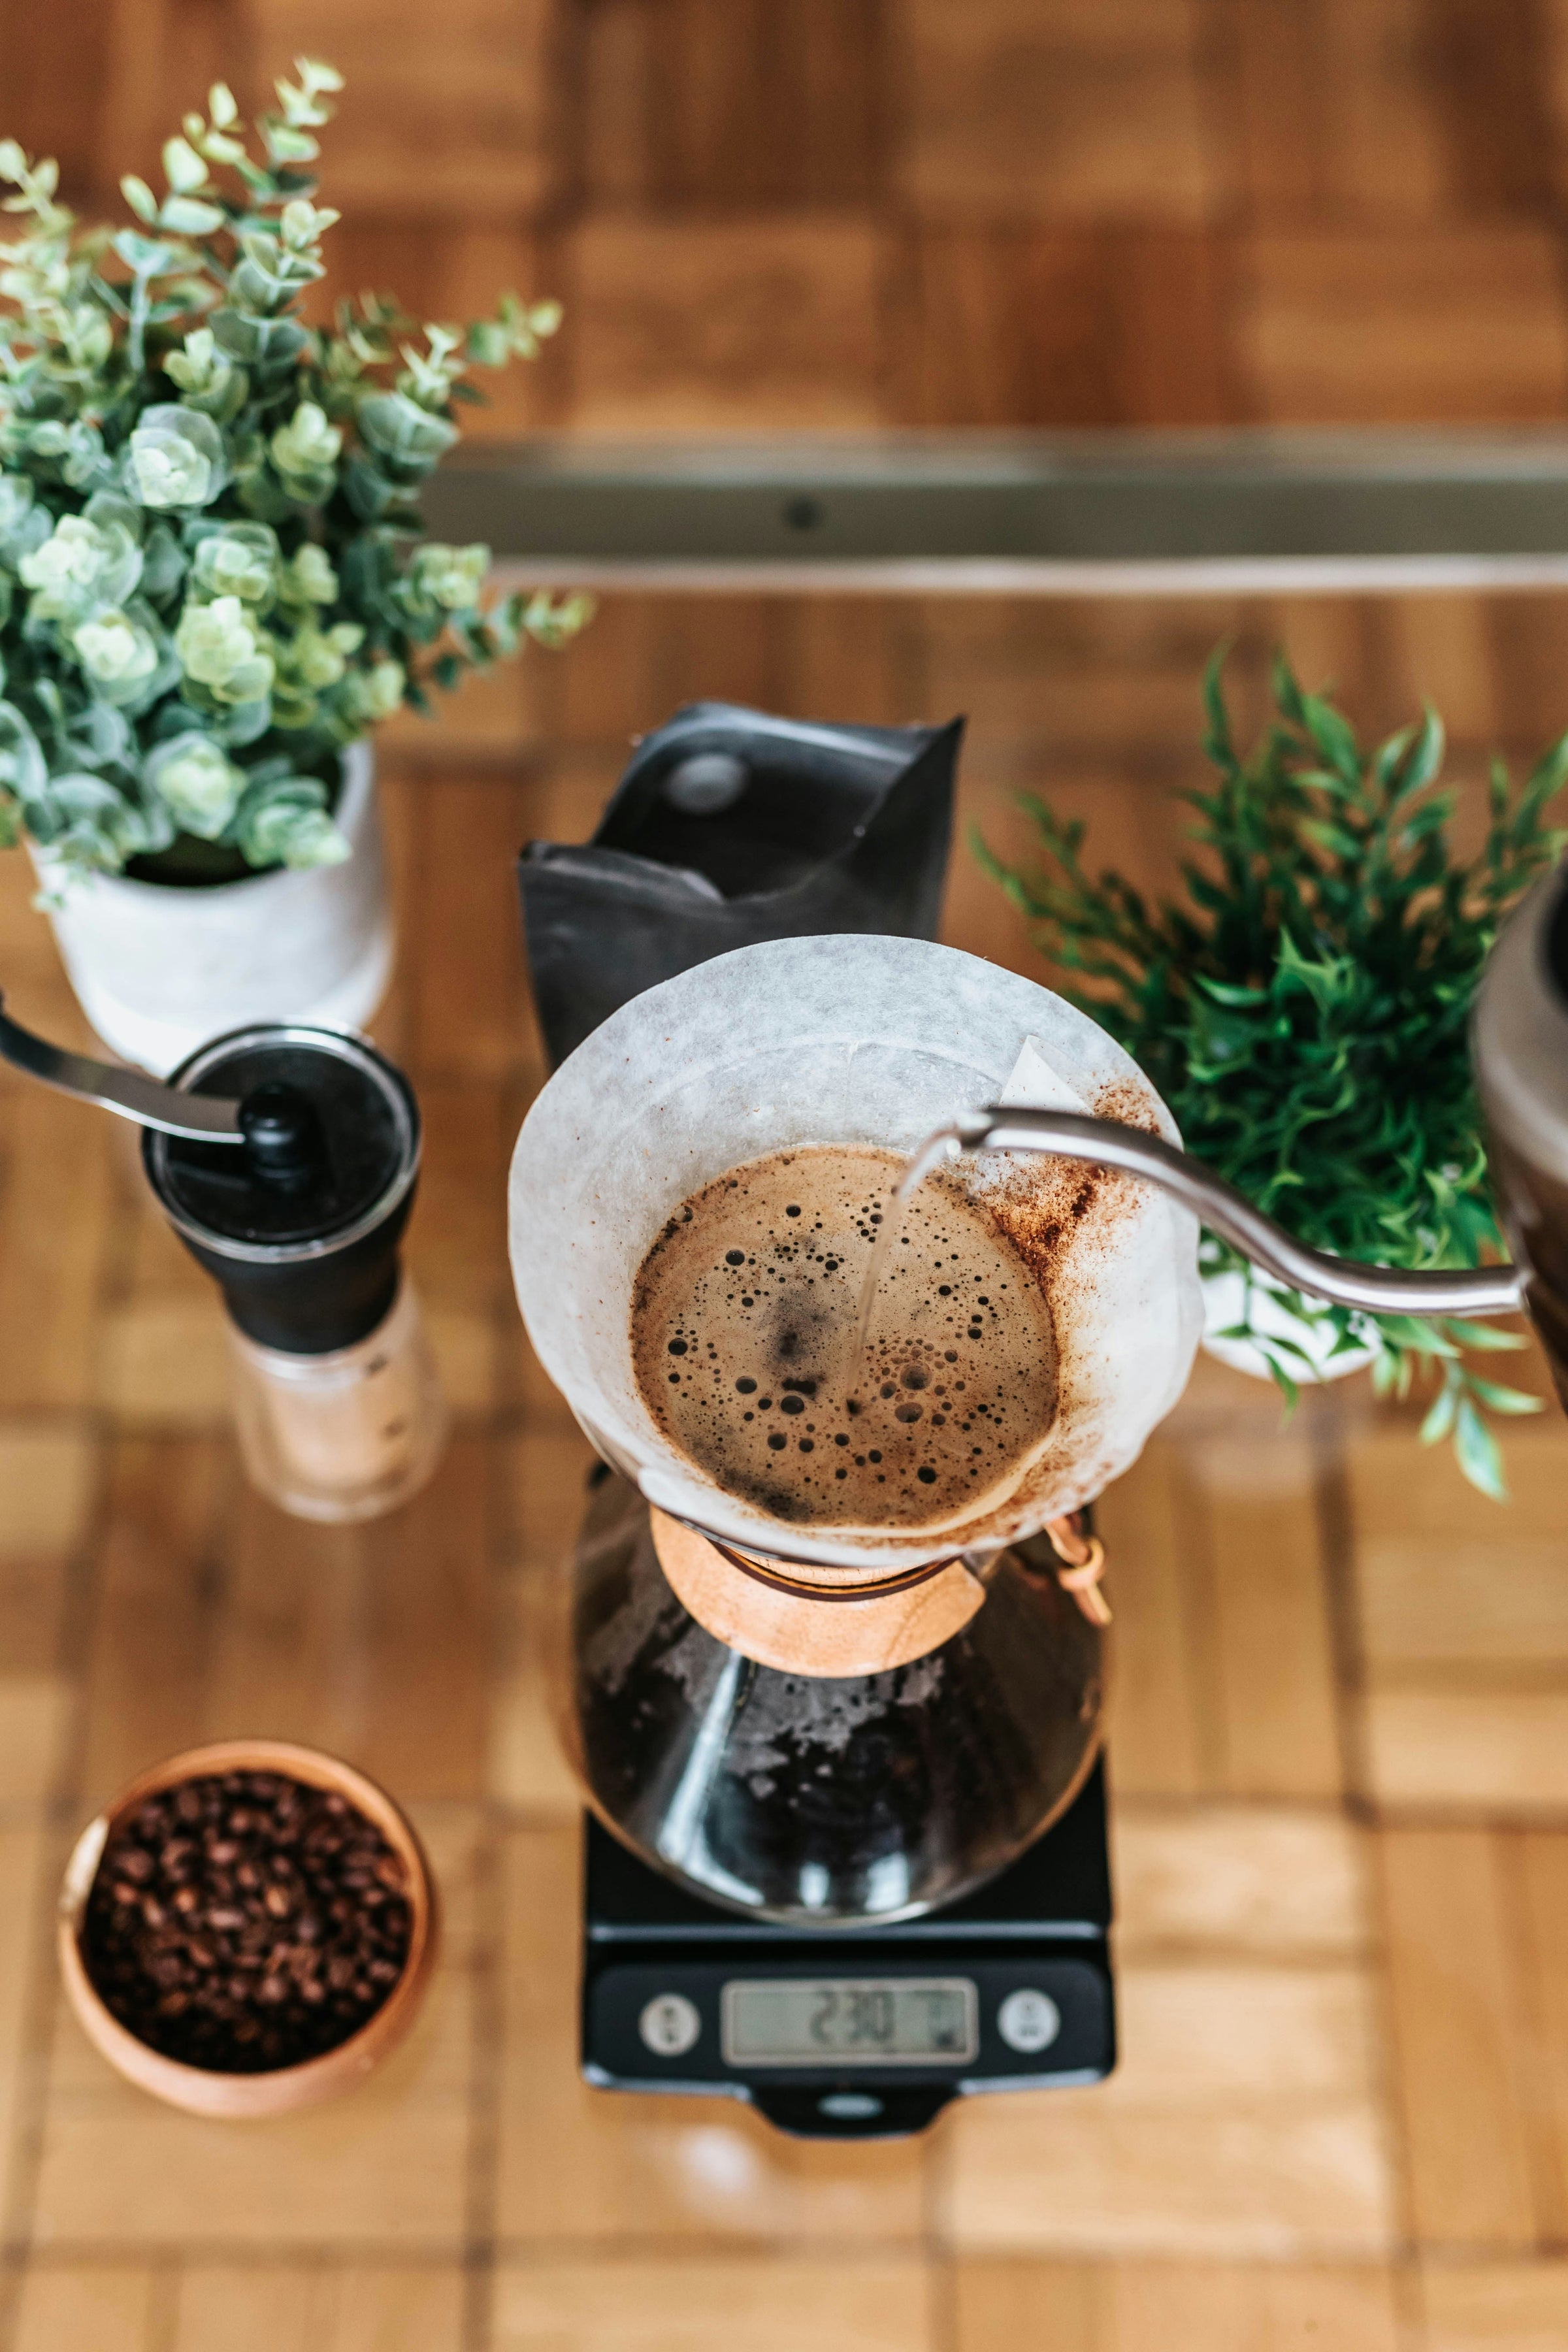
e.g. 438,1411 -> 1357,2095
722,1976 -> 977,2067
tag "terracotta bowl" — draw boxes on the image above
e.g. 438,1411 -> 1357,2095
57,1739 -> 438,2119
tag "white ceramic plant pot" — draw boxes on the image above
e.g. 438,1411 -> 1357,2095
1201,1265 -> 1378,1384
30,740 -> 391,1075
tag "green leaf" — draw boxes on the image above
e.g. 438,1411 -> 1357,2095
1454,1397 -> 1509,1501
1446,1318 -> 1527,1351
1463,1375 -> 1544,1415
1420,1381 -> 1458,1446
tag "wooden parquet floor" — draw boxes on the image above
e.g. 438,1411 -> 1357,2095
0,592 -> 1566,2345
8,1 -> 1568,2340
10,0 -> 1568,433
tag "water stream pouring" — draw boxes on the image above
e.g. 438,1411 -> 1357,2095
0,992 -> 444,1521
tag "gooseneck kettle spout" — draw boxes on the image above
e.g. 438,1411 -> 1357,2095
904,1107 -> 1527,1320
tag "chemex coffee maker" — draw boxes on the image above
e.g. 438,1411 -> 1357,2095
508,708 -> 1174,2135
0,1001 -> 444,1523
510,700 -> 1568,2142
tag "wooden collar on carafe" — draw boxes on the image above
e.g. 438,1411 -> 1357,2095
649,1507 -> 1109,1678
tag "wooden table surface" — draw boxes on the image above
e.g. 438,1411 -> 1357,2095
0,589 -> 1564,2347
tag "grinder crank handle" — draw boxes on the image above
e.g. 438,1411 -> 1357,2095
909,1105 -> 1526,1320
0,988 -> 244,1143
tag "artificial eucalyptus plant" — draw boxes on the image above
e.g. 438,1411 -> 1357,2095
978,651 -> 1568,1497
0,59 -> 587,883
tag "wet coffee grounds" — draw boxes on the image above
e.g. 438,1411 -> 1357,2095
80,1771 -> 412,2074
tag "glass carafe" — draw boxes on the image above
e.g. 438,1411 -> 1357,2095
555,1470 -> 1103,1928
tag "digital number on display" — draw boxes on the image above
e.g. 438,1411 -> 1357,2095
721,1977 -> 978,2066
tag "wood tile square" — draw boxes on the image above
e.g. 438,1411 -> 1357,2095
489,1569 -> 581,1817
172,2267 -> 326,2349
331,2268 -> 468,2352
1236,233 -> 1568,422
953,2257 -> 1403,2352
12,2265 -> 159,2352
495,1827 -> 927,2242
97,1301 -> 230,1430
491,2258 -> 934,2352
33,1975 -> 472,2248
540,596 -> 789,752
913,596 -> 1235,757
78,1439 -> 233,1808
505,1429 -> 599,1571
576,0 -> 886,210
1349,1428 -> 1568,1667
1096,1428 -> 1341,1803
1229,0 -> 1455,227
938,2097 -> 1396,2258
566,218 -> 888,433
0,1825 -> 50,2221
0,1424 -> 96,1558
427,1304 -> 501,1418
0,1090 -> 112,1413
772,598 -> 915,730
0,1676 -> 71,1805
939,1957 -> 1394,2255
406,1086 -> 514,1311
1379,1829 -> 1537,2247
1098,1963 -> 1380,2109
410,781 -> 544,1081
1188,1432 -> 1343,1799
1420,2261 -> 1568,2349
1513,1836 -> 1568,2244
249,0 -> 558,218
894,227 -> 1241,429
1363,1690 -> 1568,1810
204,1441 -> 491,1803
896,0 -> 1220,223
1113,1805 -> 1369,1957
170,2264 -> 466,2351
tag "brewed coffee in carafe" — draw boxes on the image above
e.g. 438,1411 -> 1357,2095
511,933 -> 1201,1925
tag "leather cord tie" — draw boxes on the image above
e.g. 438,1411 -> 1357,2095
1044,1513 -> 1111,1627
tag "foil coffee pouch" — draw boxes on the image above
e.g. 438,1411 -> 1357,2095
518,704 -> 960,1067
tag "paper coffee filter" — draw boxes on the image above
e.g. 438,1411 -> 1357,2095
508,936 -> 1201,1569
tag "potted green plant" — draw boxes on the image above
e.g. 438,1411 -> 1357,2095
978,651 -> 1567,1497
0,60 -> 586,1071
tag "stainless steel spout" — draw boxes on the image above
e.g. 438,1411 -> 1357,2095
909,1106 -> 1525,1320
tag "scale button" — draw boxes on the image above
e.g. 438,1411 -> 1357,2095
998,1987 -> 1061,2054
639,1992 -> 702,2057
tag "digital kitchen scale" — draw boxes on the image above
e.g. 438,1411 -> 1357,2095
581,1757 -> 1115,2138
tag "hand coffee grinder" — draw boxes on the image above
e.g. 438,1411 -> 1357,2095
0,997 -> 444,1522
513,708 -> 1175,2138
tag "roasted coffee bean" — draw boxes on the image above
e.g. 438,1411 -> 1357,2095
80,1772 -> 412,2077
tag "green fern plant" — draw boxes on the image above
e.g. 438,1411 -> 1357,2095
976,648 -> 1568,1498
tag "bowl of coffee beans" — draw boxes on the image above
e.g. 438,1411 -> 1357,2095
58,1740 -> 437,2117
